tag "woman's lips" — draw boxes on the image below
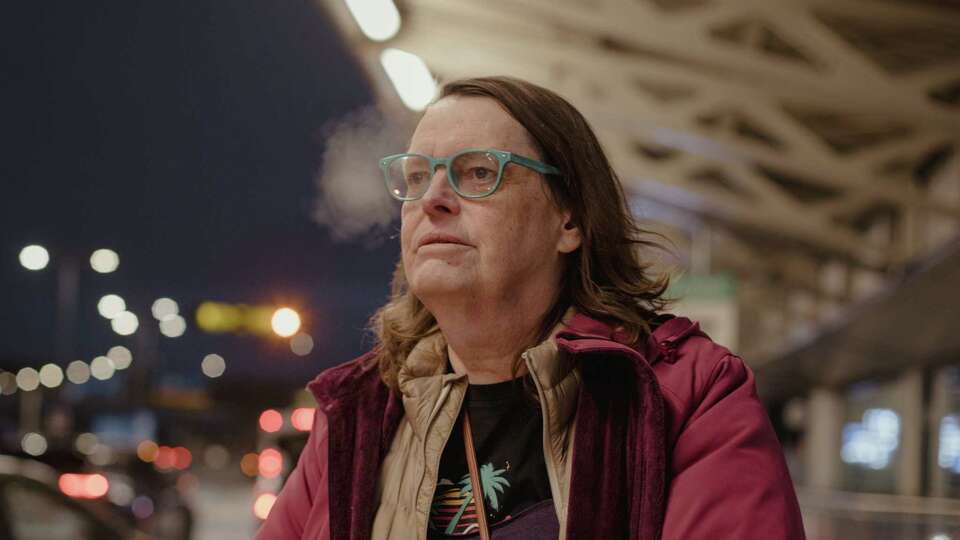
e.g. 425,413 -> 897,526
417,233 -> 469,249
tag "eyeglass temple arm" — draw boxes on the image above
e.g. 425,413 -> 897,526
509,153 -> 560,176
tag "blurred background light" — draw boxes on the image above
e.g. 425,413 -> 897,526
291,408 -> 315,431
151,297 -> 179,320
137,440 -> 159,463
344,0 -> 400,42
21,432 -> 47,456
65,360 -> 91,384
271,307 -> 301,338
240,453 -> 259,477
59,473 -> 109,499
111,310 -> 139,335
201,353 -> 226,378
258,448 -> 283,478
159,314 -> 187,338
90,356 -> 116,381
97,294 -> 126,319
108,478 -> 135,506
259,409 -> 283,433
16,367 -> 40,392
18,244 -> 49,270
131,495 -> 154,519
253,493 -> 277,520
75,432 -> 99,456
38,363 -> 64,388
173,446 -> 193,470
155,446 -> 176,470
89,248 -> 119,273
107,345 -> 132,369
380,48 -> 435,111
204,444 -> 230,470
89,443 -> 115,466
841,408 -> 901,470
290,333 -> 314,356
0,371 -> 18,395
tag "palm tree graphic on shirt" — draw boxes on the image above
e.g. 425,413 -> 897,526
442,463 -> 510,534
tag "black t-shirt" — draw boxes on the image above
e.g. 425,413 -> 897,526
428,374 -> 552,536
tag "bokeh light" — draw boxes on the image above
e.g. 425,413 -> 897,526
75,433 -> 99,455
240,453 -> 259,477
259,409 -> 283,433
107,345 -> 132,370
271,307 -> 301,338
0,372 -> 18,395
137,440 -> 159,463
132,496 -> 154,519
38,363 -> 64,388
21,432 -> 47,456
108,479 -> 135,506
19,245 -> 49,271
66,360 -> 91,384
253,493 -> 277,520
204,445 -> 230,470
173,447 -> 193,470
380,48 -> 436,111
290,333 -> 314,356
201,354 -> 226,378
16,367 -> 40,392
155,446 -> 176,470
176,473 -> 199,496
291,408 -> 315,431
90,356 -> 116,381
151,297 -> 179,320
89,249 -> 119,273
344,0 -> 401,41
97,294 -> 126,319
59,473 -> 109,499
258,448 -> 283,478
89,443 -> 115,466
111,311 -> 139,336
159,314 -> 187,338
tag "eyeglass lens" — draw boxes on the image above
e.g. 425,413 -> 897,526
386,151 -> 501,199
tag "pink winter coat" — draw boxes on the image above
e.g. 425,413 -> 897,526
256,314 -> 805,539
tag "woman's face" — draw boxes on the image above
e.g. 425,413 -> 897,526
400,96 -> 581,307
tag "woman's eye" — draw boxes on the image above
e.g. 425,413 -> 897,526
406,172 -> 428,184
470,168 -> 495,181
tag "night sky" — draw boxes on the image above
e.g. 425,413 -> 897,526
0,2 -> 400,399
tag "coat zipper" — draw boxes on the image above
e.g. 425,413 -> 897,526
523,351 -> 566,539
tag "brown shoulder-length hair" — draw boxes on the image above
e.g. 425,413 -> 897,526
369,76 -> 671,390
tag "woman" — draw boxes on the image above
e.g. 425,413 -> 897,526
256,76 -> 805,539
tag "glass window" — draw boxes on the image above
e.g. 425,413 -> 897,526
841,380 -> 902,493
4,480 -> 98,540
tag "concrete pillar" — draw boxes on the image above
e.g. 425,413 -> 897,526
895,369 -> 924,496
805,387 -> 844,489
928,367 -> 949,497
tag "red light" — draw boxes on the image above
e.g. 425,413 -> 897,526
259,409 -> 283,433
291,408 -> 315,431
59,473 -> 109,499
155,446 -> 176,470
258,448 -> 283,478
173,447 -> 192,470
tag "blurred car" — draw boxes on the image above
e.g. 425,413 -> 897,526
0,454 -> 151,540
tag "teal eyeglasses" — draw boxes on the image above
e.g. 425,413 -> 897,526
379,148 -> 560,201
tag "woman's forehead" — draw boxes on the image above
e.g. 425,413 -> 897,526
407,96 -> 535,155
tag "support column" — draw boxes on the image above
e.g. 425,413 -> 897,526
896,369 -> 924,496
806,387 -> 843,489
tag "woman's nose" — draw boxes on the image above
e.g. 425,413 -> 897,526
419,166 -> 460,216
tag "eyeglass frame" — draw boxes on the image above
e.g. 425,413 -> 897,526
379,148 -> 561,201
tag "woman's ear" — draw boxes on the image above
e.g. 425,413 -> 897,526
557,216 -> 582,254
